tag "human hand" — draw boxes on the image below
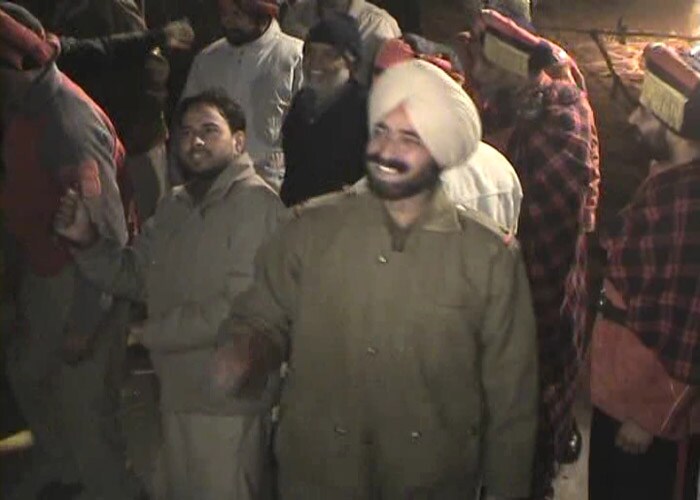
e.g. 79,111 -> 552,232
212,332 -> 282,397
63,332 -> 95,365
54,188 -> 96,247
615,419 -> 653,455
163,19 -> 195,50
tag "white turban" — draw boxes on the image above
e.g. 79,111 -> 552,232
368,59 -> 482,169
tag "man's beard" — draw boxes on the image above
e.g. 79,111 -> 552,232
225,27 -> 261,46
303,67 -> 350,104
180,150 -> 230,180
366,154 -> 441,201
632,126 -> 672,165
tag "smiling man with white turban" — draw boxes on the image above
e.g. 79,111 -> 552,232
213,59 -> 539,500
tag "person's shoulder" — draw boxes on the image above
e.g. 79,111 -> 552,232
454,203 -> 518,249
270,22 -> 304,55
290,186 -> 365,222
234,174 -> 284,208
197,38 -> 231,57
359,2 -> 400,32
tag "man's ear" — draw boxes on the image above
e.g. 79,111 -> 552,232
232,130 -> 246,155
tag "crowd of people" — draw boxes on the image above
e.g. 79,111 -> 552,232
0,0 -> 698,499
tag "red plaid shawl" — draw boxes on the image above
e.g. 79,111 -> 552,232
508,80 -> 596,381
602,161 -> 700,385
507,80 -> 598,493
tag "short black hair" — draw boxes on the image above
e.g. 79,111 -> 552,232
175,89 -> 246,133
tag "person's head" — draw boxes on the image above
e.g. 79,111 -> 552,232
175,90 -> 247,176
0,2 -> 59,111
218,0 -> 278,45
463,9 -> 555,103
303,13 -> 361,96
317,0 -> 351,18
372,38 -> 414,82
629,43 -> 700,166
373,37 -> 465,87
367,60 -> 482,200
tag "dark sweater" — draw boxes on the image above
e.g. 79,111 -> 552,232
280,81 -> 368,207
58,29 -> 169,155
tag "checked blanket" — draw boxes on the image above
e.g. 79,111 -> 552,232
602,160 -> 700,385
507,79 -> 599,497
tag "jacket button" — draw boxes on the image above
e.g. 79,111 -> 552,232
467,426 -> 478,437
334,425 -> 348,436
366,346 -> 378,356
410,431 -> 421,441
377,255 -> 388,264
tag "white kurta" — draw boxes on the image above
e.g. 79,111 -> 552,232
182,20 -> 304,187
441,141 -> 523,234
281,0 -> 401,83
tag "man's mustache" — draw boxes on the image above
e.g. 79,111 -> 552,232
366,154 -> 410,174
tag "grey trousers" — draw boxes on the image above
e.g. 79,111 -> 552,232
6,270 -> 141,499
161,412 -> 272,500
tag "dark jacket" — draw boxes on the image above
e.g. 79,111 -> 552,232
280,80 -> 368,207
58,28 -> 169,155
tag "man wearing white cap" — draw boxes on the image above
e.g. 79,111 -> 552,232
213,59 -> 539,499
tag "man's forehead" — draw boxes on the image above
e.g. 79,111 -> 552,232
182,104 -> 226,125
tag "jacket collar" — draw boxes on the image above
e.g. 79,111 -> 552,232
366,184 -> 462,233
174,153 -> 257,209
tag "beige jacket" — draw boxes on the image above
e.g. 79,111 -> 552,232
76,155 -> 285,414
220,186 -> 539,497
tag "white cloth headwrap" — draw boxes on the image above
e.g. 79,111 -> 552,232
368,59 -> 482,169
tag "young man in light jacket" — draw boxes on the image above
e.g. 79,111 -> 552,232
55,90 -> 285,500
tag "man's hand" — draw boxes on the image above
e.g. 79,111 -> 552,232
615,419 -> 653,455
163,19 -> 195,50
212,332 -> 282,397
54,188 -> 96,247
62,332 -> 95,365
213,340 -> 252,395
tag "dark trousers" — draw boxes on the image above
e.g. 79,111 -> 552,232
589,407 -> 686,500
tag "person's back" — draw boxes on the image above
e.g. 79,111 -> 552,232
0,5 -> 142,499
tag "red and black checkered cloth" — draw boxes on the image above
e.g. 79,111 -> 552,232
507,79 -> 599,497
602,160 -> 700,385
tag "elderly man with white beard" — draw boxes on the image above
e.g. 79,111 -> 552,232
280,13 -> 368,206
213,59 -> 539,500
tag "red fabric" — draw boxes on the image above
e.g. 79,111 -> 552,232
2,72 -> 136,276
645,43 -> 700,95
591,281 -> 699,440
481,8 -> 541,51
218,0 -> 279,17
3,114 -> 72,275
601,160 -> 700,385
374,38 -> 414,71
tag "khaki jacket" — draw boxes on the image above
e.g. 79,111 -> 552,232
220,186 -> 538,497
77,155 -> 285,414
